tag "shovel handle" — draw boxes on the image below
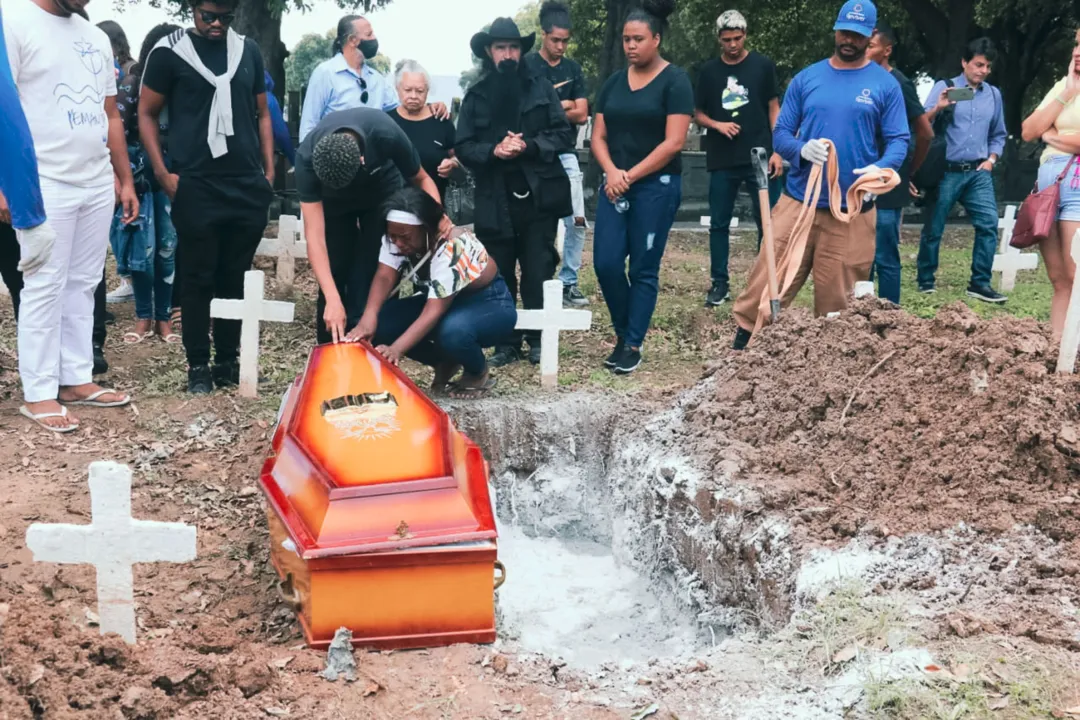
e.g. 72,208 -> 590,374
751,147 -> 770,191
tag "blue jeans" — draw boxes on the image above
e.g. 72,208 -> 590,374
593,173 -> 681,348
558,152 -> 587,287
131,190 -> 178,321
917,170 -> 998,288
372,275 -> 518,375
708,167 -> 780,283
873,207 -> 902,304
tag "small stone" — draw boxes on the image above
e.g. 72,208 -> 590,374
120,687 -> 147,710
506,664 -> 520,677
685,659 -> 708,673
491,654 -> 509,674
660,467 -> 676,483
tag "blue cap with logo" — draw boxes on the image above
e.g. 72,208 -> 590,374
833,0 -> 877,37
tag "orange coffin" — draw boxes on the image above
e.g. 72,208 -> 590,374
259,342 -> 501,650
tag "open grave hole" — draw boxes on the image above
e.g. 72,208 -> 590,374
450,393 -> 800,669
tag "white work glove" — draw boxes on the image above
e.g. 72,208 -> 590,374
800,139 -> 829,166
853,164 -> 882,203
15,221 -> 57,276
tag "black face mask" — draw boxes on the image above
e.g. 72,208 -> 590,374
359,39 -> 379,60
496,59 -> 519,74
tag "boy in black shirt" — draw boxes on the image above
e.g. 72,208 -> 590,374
524,1 -> 591,309
139,0 -> 275,394
694,9 -> 782,306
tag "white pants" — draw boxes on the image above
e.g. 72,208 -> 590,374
19,178 -> 113,402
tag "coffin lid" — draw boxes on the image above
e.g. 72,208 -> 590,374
259,343 -> 496,559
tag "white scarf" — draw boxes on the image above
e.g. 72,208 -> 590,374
155,28 -> 245,158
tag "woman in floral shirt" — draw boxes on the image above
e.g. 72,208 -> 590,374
348,187 -> 516,398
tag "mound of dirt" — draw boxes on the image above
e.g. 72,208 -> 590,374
687,300 -> 1080,548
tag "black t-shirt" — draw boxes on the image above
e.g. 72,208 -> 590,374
877,68 -> 926,210
296,107 -> 422,211
524,52 -> 586,104
595,64 -> 694,178
388,110 -> 456,198
695,52 -> 779,171
141,32 -> 266,179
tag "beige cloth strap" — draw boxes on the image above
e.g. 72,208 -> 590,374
754,140 -> 900,334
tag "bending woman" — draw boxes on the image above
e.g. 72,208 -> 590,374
590,0 -> 692,375
1021,30 -> 1080,342
348,187 -> 517,398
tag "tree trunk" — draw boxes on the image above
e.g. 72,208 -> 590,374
234,0 -> 287,105
599,0 -> 633,83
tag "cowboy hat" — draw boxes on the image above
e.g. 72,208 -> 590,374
469,17 -> 536,59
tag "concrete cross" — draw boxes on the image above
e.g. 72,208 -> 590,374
210,270 -> 295,398
515,279 -> 592,389
1058,230 -> 1080,374
992,205 -> 1039,291
25,462 -> 196,644
699,216 -> 741,230
256,214 -> 307,291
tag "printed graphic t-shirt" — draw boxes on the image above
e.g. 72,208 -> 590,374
3,0 -> 117,187
1038,78 -> 1080,165
695,51 -> 779,171
596,64 -> 695,178
378,229 -> 490,299
524,52 -> 586,105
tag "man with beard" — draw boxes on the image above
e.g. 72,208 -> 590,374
300,14 -> 448,141
730,0 -> 909,349
139,0 -> 275,393
4,0 -> 138,431
456,17 -> 573,367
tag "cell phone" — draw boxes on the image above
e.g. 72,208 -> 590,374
946,86 -> 975,102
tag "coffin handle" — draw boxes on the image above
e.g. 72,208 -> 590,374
277,573 -> 302,612
493,560 -> 506,590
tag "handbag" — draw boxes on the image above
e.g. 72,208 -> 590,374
1011,155 -> 1077,249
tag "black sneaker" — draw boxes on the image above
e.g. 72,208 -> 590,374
563,284 -> 590,307
706,280 -> 731,307
732,327 -> 752,351
212,361 -> 240,388
613,347 -> 642,375
489,345 -> 523,368
918,284 -> 936,295
604,338 -> 625,368
967,284 -> 1007,304
188,365 -> 213,394
527,345 -> 542,365
92,344 -> 108,375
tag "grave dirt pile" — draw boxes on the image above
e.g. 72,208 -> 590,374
686,300 -> 1080,548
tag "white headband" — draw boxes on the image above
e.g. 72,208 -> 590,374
386,210 -> 424,226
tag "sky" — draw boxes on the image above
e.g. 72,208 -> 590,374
92,0 -> 527,79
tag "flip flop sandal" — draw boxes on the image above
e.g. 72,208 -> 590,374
123,331 -> 153,344
447,376 -> 497,399
161,333 -> 182,344
20,405 -> 78,434
61,389 -> 131,408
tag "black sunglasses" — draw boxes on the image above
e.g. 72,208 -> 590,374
355,76 -> 369,105
199,10 -> 235,25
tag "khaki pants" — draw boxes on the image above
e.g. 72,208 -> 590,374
733,194 -> 876,331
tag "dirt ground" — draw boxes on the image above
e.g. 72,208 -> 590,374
0,226 -> 1078,718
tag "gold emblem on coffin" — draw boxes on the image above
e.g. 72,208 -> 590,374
320,392 -> 400,440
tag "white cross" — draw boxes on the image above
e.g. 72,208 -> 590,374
256,214 -> 308,291
699,216 -> 740,229
515,279 -> 592,389
25,462 -> 196,644
992,205 -> 1039,291
1058,230 -> 1080,374
210,270 -> 295,398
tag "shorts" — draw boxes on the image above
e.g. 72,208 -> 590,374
1037,153 -> 1080,222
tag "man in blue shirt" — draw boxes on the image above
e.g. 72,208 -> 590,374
731,0 -> 909,348
299,15 -> 448,142
916,37 -> 1008,302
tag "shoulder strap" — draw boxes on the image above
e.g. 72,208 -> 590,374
1056,155 -> 1077,183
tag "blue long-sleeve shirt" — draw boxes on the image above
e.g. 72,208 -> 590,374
774,59 -> 910,209
923,76 -> 1006,163
0,4 -> 45,229
264,71 -> 295,165
299,54 -> 398,141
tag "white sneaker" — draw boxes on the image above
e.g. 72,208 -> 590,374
106,278 -> 133,303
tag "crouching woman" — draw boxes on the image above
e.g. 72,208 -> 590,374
348,187 -> 517,398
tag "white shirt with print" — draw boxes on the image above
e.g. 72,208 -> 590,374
378,230 -> 490,300
3,0 -> 117,187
